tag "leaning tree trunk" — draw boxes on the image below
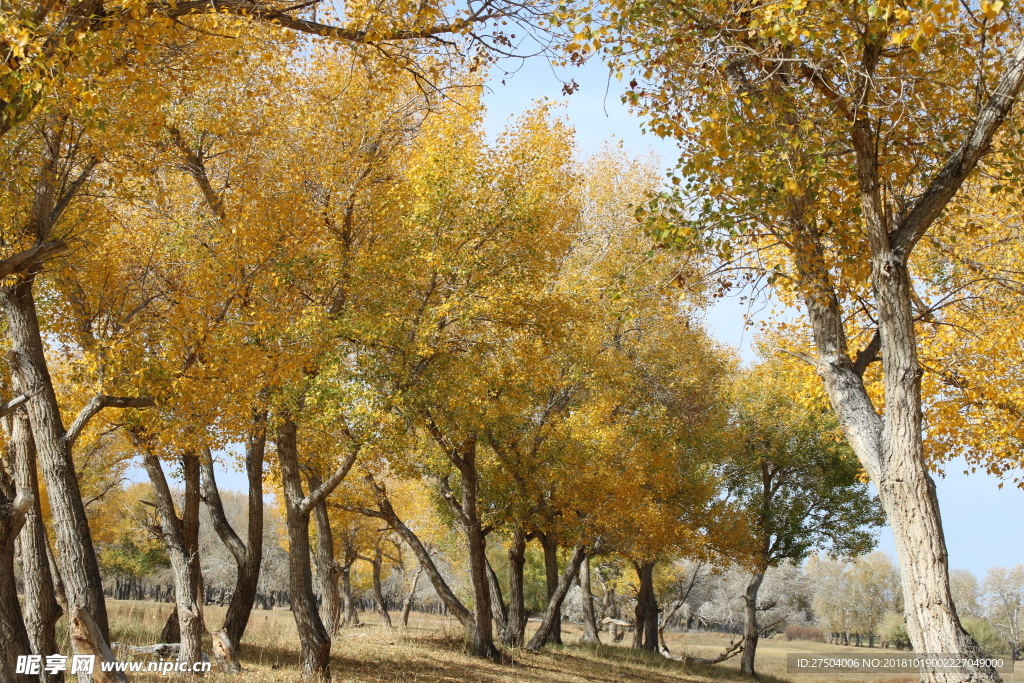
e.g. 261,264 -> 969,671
139,444 -> 205,666
632,561 -> 658,652
740,571 -> 765,676
3,276 -> 109,638
538,532 -> 563,645
526,545 -> 588,652
579,554 -> 601,645
501,528 -> 527,648
201,411 -> 266,647
485,556 -> 508,637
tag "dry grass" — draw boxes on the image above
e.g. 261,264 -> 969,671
91,601 -> 920,682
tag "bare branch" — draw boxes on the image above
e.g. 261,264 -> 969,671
65,395 -> 156,451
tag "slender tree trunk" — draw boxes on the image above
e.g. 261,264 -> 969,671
485,556 -> 507,636
370,546 -> 393,628
308,473 -> 342,637
501,529 -> 527,648
277,415 -> 332,680
202,411 -> 266,647
632,561 -> 658,652
3,277 -> 109,638
538,532 -> 563,645
740,571 -> 765,676
401,565 -> 422,628
339,557 -> 360,627
526,545 -> 587,652
0,459 -> 32,683
579,554 -> 600,645
138,444 -> 204,666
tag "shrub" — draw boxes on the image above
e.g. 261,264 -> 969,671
963,617 -> 1009,655
784,626 -> 825,642
879,611 -> 911,649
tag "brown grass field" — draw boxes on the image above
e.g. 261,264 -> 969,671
91,600 -> 932,682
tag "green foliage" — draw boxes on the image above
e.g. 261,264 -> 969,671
98,535 -> 171,580
879,611 -> 911,650
963,617 -> 1010,656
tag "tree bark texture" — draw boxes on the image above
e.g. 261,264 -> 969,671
139,444 -> 205,665
538,532 -> 563,645
632,561 -> 658,652
3,276 -> 109,639
201,410 -> 266,647
501,528 -> 527,648
401,565 -> 423,628
308,473 -> 342,637
579,554 -> 601,645
370,545 -> 393,628
277,416 -> 332,679
740,571 -> 765,676
0,460 -> 32,683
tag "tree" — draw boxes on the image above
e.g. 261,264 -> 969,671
598,2 -> 1024,679
724,363 -> 885,673
982,566 -> 1023,660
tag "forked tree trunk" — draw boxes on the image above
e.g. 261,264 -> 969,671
277,414 -> 360,680
401,565 -> 423,628
526,544 -> 587,652
579,554 -> 601,645
632,561 -> 658,652
201,411 -> 266,647
277,416 -> 332,679
538,532 -> 563,645
739,571 -> 765,676
501,529 -> 527,648
138,444 -> 205,666
3,277 -> 110,639
339,556 -> 361,627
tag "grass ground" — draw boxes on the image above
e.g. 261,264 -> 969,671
97,600 -> 923,682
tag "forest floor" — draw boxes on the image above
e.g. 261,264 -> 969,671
99,601 -> 924,683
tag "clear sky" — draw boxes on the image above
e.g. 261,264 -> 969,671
479,52 -> 1023,579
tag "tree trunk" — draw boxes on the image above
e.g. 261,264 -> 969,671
339,557 -> 360,627
401,565 -> 422,628
632,561 -> 658,652
501,529 -> 527,648
740,571 -> 765,676
3,276 -> 109,638
202,411 -> 266,647
579,554 -> 600,645
138,444 -> 204,666
526,545 -> 587,652
308,473 -> 342,637
0,461 -> 32,683
6,398 -> 63,680
370,546 -> 393,628
277,415 -> 332,680
485,556 -> 507,636
538,532 -> 563,645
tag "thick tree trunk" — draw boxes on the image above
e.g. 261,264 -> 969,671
0,462 -> 32,683
740,571 -> 765,676
370,546 -> 393,628
6,399 -> 63,680
526,544 -> 587,652
3,277 -> 109,638
202,412 -> 266,647
139,445 -> 204,666
501,529 -> 527,648
401,565 -> 422,628
538,532 -> 563,645
277,416 -> 332,680
632,561 -> 658,652
579,554 -> 601,645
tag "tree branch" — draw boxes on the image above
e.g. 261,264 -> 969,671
65,395 -> 156,451
199,447 -> 247,566
0,241 -> 67,279
297,444 -> 361,518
